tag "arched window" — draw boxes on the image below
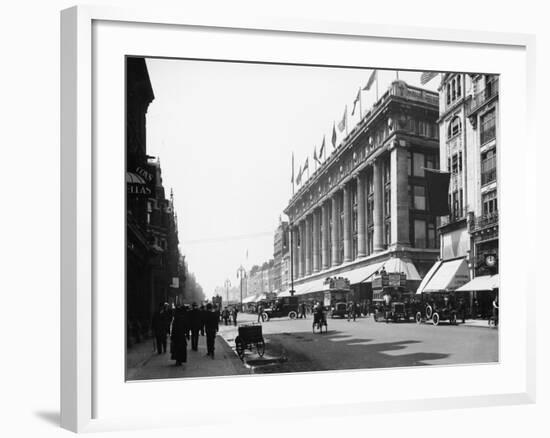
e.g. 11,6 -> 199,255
447,116 -> 462,139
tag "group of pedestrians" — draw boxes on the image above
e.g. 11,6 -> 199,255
220,306 -> 239,326
151,302 -> 220,366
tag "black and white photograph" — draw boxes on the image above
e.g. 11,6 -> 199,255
125,56 -> 500,381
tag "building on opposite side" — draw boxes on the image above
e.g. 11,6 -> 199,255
282,80 -> 441,304
417,73 -> 499,318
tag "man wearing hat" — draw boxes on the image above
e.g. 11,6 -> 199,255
188,302 -> 202,351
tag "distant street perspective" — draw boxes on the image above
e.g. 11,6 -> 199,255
126,58 -> 499,380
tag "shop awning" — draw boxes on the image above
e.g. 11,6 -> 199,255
455,274 -> 499,292
242,295 -> 257,304
294,277 -> 328,296
277,290 -> 292,298
344,262 -> 385,284
126,172 -> 146,184
379,257 -> 421,281
416,257 -> 470,294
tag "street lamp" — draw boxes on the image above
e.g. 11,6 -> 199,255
237,265 -> 247,312
224,279 -> 231,306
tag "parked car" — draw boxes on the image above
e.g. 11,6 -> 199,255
263,296 -> 299,321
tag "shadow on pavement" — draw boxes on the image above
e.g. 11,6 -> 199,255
253,330 -> 449,374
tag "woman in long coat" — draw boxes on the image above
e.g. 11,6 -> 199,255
171,306 -> 189,365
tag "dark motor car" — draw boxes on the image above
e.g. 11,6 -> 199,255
330,302 -> 348,318
264,296 -> 299,321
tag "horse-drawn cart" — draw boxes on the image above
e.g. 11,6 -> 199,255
234,323 -> 265,360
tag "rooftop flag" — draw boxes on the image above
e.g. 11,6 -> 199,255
351,88 -> 361,116
363,69 -> 377,91
319,136 -> 326,160
313,146 -> 320,165
331,122 -> 337,149
337,105 -> 347,133
420,71 -> 438,85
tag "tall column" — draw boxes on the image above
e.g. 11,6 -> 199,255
373,159 -> 385,252
321,203 -> 329,270
331,194 -> 340,266
298,221 -> 304,278
312,209 -> 320,273
356,172 -> 367,257
305,215 -> 312,276
291,225 -> 299,286
391,146 -> 410,246
343,184 -> 352,262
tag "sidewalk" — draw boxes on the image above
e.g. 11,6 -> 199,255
126,334 -> 251,380
460,318 -> 497,328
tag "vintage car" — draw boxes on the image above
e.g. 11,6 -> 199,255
263,296 -> 299,321
330,302 -> 348,318
415,292 -> 458,325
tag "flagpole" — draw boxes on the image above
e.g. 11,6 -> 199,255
345,105 -> 348,136
291,152 -> 295,195
359,89 -> 363,120
376,71 -> 379,102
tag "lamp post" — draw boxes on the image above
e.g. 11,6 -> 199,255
224,279 -> 231,306
237,265 -> 247,312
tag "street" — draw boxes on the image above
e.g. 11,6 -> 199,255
224,312 -> 498,374
127,312 -> 498,380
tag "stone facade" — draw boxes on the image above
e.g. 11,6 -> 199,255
284,80 -> 441,295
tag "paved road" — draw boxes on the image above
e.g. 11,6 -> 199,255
221,312 -> 498,374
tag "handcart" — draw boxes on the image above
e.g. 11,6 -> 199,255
234,323 -> 265,360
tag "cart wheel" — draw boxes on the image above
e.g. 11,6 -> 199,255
450,312 -> 457,325
235,336 -> 245,359
415,312 -> 422,324
262,312 -> 269,322
288,311 -> 297,319
426,305 -> 433,319
432,312 -> 440,326
256,340 -> 265,357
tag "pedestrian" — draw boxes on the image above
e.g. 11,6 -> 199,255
222,307 -> 230,326
151,302 -> 171,354
171,306 -> 189,365
492,294 -> 499,326
232,306 -> 239,326
199,304 -> 206,336
299,302 -> 306,319
472,299 -> 479,319
257,304 -> 264,323
188,302 -> 202,351
204,303 -> 219,358
458,298 -> 466,324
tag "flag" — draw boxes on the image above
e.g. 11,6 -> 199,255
319,136 -> 326,160
351,88 -> 361,116
331,122 -> 337,148
296,165 -> 302,185
291,152 -> 295,185
363,69 -> 377,91
420,71 -> 438,85
425,169 -> 451,216
303,157 -> 309,172
337,106 -> 347,132
313,146 -> 320,165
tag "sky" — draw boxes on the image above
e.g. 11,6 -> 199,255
144,58 -> 440,298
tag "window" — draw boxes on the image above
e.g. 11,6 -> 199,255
414,220 -> 426,248
352,185 -> 358,259
427,222 -> 437,249
446,76 -> 462,107
367,197 -> 374,225
447,116 -> 462,139
481,148 -> 497,185
384,220 -> 391,247
413,152 -> 425,177
384,186 -> 391,217
482,190 -> 498,217
367,228 -> 374,255
480,109 -> 496,144
410,185 -> 426,210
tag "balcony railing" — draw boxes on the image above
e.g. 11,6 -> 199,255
469,211 -> 499,232
467,79 -> 499,115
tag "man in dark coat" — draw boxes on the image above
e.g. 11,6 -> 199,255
199,304 -> 206,336
188,302 -> 202,351
151,303 -> 171,354
232,306 -> 239,326
170,306 -> 189,365
204,303 -> 219,358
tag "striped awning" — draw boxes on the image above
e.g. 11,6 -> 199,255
126,172 -> 146,184
416,257 -> 470,294
455,274 -> 499,292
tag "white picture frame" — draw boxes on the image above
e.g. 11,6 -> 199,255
61,5 -> 536,433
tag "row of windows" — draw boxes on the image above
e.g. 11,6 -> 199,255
446,76 -> 463,106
